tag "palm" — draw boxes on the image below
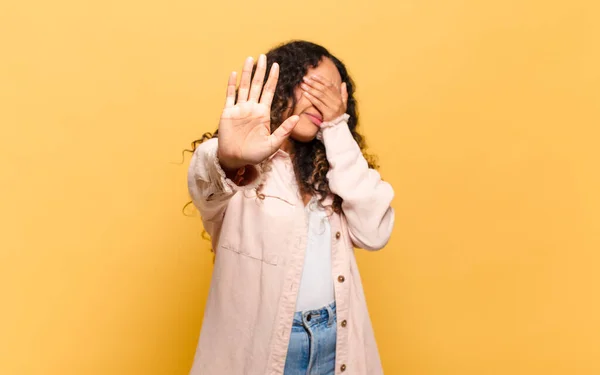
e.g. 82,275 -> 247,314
219,102 -> 271,165
217,55 -> 299,171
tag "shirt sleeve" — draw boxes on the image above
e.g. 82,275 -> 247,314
319,114 -> 395,250
187,137 -> 263,238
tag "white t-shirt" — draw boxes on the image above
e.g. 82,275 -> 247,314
295,198 -> 335,312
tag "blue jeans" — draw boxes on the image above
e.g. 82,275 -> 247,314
284,302 -> 337,375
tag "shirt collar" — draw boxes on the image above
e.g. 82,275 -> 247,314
268,148 -> 291,161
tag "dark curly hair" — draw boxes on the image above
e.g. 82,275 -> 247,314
186,40 -> 377,213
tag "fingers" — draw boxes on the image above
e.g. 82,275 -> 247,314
307,75 -> 339,93
249,54 -> 267,102
260,63 -> 279,107
301,83 -> 335,109
237,56 -> 254,103
301,74 -> 347,119
301,75 -> 339,107
301,76 -> 333,99
268,115 -> 300,151
302,76 -> 329,92
302,90 -> 328,113
224,71 -> 237,108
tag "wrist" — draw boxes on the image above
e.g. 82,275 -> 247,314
323,111 -> 345,122
320,113 -> 350,129
217,149 -> 245,173
216,152 -> 258,186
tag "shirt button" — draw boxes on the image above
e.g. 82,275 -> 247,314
341,364 -> 347,372
338,275 -> 345,283
306,314 -> 312,322
341,320 -> 347,327
335,231 -> 341,239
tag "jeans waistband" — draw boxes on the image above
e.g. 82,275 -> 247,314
293,301 -> 336,326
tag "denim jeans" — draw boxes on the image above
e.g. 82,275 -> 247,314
284,302 -> 337,375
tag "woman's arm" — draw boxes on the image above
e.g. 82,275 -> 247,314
187,138 -> 261,238
301,75 -> 395,250
320,115 -> 395,250
188,54 -> 299,239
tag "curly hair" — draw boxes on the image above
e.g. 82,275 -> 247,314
186,40 -> 377,213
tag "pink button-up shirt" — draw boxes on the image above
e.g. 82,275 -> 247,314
187,114 -> 395,375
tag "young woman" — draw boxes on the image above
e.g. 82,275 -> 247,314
187,41 -> 394,375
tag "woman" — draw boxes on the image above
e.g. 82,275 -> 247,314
187,40 -> 394,375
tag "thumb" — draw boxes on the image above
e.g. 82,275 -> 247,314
341,82 -> 348,108
268,115 -> 300,151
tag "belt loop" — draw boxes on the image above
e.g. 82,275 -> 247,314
326,304 -> 334,326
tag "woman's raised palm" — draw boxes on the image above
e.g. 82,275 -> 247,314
217,55 -> 299,171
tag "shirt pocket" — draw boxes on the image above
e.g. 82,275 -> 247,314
219,243 -> 280,266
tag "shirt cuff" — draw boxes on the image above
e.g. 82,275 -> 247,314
316,113 -> 350,141
209,145 -> 263,194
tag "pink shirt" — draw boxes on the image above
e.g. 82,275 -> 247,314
187,114 -> 395,375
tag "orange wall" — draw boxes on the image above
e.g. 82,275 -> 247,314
1,0 -> 599,374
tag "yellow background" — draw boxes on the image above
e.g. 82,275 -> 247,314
1,0 -> 599,374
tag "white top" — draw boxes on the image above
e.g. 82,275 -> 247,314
295,198 -> 335,312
